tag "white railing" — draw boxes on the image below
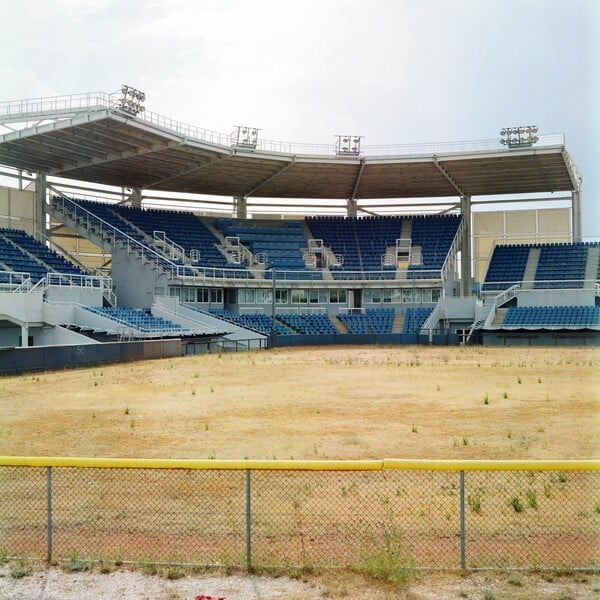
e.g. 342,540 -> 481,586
0,90 -> 566,158
153,231 -> 185,262
0,270 -> 32,292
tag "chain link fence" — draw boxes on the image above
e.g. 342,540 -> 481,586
0,459 -> 598,570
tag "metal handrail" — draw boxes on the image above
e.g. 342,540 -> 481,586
0,90 -> 566,158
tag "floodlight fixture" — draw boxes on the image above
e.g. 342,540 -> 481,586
335,135 -> 363,156
116,84 -> 146,116
500,125 -> 539,148
231,125 -> 260,149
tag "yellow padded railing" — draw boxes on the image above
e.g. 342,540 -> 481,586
0,456 -> 598,471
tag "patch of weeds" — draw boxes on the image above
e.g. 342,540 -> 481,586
537,377 -> 542,383
462,436 -> 470,446
163,566 -> 184,580
62,550 -> 91,572
526,489 -> 538,509
130,419 -> 135,428
544,483 -> 552,498
507,430 -> 513,439
191,389 -> 196,396
98,559 -> 113,574
483,590 -> 495,600
467,492 -> 482,514
353,524 -> 414,586
138,559 -> 158,576
558,472 -> 567,484
210,386 -> 214,393
124,407 -> 129,415
517,376 -> 522,384
595,503 -> 600,515
204,422 -> 210,431
483,394 -> 489,405
411,424 -> 418,433
507,574 -> 523,586
502,391 -> 508,399
0,548 -> 8,564
511,496 -> 524,513
10,557 -> 31,579
436,384 -> 441,391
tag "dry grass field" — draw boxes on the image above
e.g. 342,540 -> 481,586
0,344 -> 598,599
0,345 -> 598,460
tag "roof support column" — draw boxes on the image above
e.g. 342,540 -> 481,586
460,195 -> 472,297
35,172 -> 47,239
346,198 -> 357,218
234,196 -> 247,219
572,190 -> 582,242
130,188 -> 143,208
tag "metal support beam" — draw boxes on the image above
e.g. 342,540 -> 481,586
572,190 -> 582,242
145,154 -> 231,189
347,158 -> 366,218
241,158 -> 296,198
433,156 -> 465,197
50,140 -> 183,175
35,172 -> 47,238
460,195 -> 472,297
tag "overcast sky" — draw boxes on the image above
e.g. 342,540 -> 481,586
1,0 -> 598,235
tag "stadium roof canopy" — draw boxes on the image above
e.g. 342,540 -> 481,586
0,90 -> 581,201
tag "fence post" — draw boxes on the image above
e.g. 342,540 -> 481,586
46,466 -> 53,563
245,469 -> 252,571
459,470 -> 466,570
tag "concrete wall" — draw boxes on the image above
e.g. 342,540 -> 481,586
516,289 -> 596,307
482,331 -> 600,347
111,245 -> 169,307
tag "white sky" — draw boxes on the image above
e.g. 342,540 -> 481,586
1,0 -> 598,235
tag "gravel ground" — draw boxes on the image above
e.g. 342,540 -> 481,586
0,567 -> 324,600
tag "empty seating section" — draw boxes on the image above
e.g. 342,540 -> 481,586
403,307 -> 433,334
60,199 -> 183,273
210,309 -> 290,336
338,308 -> 395,334
365,308 -> 395,334
307,216 -> 402,279
86,307 -> 188,334
215,219 -> 320,279
407,215 -> 461,278
337,312 -> 369,334
484,242 -> 600,291
502,305 -> 599,328
0,228 -> 84,282
277,313 -> 338,335
534,243 -> 590,289
1,229 -> 84,277
483,245 -> 530,291
113,206 -> 232,269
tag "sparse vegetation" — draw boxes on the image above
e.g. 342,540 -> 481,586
511,496 -> 524,513
62,550 -> 91,572
9,557 -> 31,579
354,524 -> 414,586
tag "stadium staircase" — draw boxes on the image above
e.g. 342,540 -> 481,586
520,248 -> 540,290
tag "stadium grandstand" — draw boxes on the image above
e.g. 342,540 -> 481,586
0,86 -> 597,371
